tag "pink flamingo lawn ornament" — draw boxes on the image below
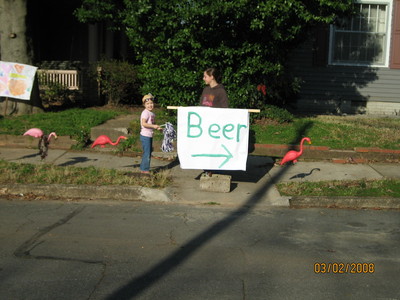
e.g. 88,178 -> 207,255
280,137 -> 312,166
23,128 -> 44,138
23,128 -> 58,160
91,135 -> 127,148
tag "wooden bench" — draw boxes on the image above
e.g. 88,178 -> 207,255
37,69 -> 81,90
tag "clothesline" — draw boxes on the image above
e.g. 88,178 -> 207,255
166,106 -> 260,113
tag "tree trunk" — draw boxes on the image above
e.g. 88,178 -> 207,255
0,0 -> 43,115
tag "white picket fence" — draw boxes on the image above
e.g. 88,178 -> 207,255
37,69 -> 81,90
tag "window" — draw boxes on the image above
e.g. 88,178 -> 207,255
329,1 -> 392,66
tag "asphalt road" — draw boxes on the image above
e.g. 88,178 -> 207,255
1,198 -> 400,300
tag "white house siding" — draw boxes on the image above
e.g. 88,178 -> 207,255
289,39 -> 400,116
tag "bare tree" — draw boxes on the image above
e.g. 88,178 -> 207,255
0,0 -> 43,115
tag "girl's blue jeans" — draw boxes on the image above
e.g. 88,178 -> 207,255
140,135 -> 152,171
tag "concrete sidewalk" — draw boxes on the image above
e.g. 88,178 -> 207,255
0,147 -> 399,209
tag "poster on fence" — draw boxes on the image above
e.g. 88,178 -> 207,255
0,61 -> 37,100
177,106 -> 249,171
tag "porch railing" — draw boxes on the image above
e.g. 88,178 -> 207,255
37,69 -> 81,90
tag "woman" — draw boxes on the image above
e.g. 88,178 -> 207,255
199,68 -> 229,177
199,68 -> 229,108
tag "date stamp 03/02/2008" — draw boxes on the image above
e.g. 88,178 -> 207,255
314,262 -> 375,274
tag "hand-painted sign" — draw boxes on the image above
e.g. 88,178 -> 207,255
0,61 -> 37,100
177,107 -> 249,171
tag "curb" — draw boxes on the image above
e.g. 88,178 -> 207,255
290,196 -> 400,210
0,184 -> 171,203
253,144 -> 400,163
4,184 -> 399,210
254,144 -> 400,155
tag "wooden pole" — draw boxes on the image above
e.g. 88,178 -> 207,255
166,106 -> 260,113
3,97 -> 9,116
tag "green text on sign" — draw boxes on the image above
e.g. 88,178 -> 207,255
187,112 -> 247,142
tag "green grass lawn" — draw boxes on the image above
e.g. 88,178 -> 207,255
252,115 -> 400,150
0,160 -> 171,188
1,107 -> 399,150
277,179 -> 400,198
0,108 -> 125,136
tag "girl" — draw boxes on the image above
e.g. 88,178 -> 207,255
139,94 -> 162,174
199,68 -> 229,108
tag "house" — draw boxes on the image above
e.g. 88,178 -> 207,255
28,0 -> 131,105
290,0 -> 400,115
29,0 -> 130,64
29,0 -> 400,115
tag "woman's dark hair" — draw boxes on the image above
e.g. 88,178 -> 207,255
204,68 -> 222,83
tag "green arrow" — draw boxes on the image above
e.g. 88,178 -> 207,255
191,144 -> 233,168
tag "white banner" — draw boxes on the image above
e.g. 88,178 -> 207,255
177,107 -> 249,171
0,61 -> 37,100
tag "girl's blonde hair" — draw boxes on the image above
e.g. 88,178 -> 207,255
142,93 -> 154,104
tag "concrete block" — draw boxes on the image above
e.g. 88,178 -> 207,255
200,174 -> 231,193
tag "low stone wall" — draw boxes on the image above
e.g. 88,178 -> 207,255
296,99 -> 400,116
364,101 -> 400,116
0,135 -> 77,149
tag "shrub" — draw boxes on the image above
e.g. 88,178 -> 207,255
39,81 -> 79,110
256,104 -> 294,124
116,135 -> 139,153
95,59 -> 141,105
75,0 -> 353,109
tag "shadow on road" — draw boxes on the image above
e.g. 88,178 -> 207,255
214,156 -> 275,183
105,124 -> 311,300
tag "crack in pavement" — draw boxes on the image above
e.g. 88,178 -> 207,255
49,150 -> 69,165
169,230 -> 177,246
13,204 -> 104,261
13,206 -> 86,259
15,203 -> 66,234
12,205 -> 108,299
